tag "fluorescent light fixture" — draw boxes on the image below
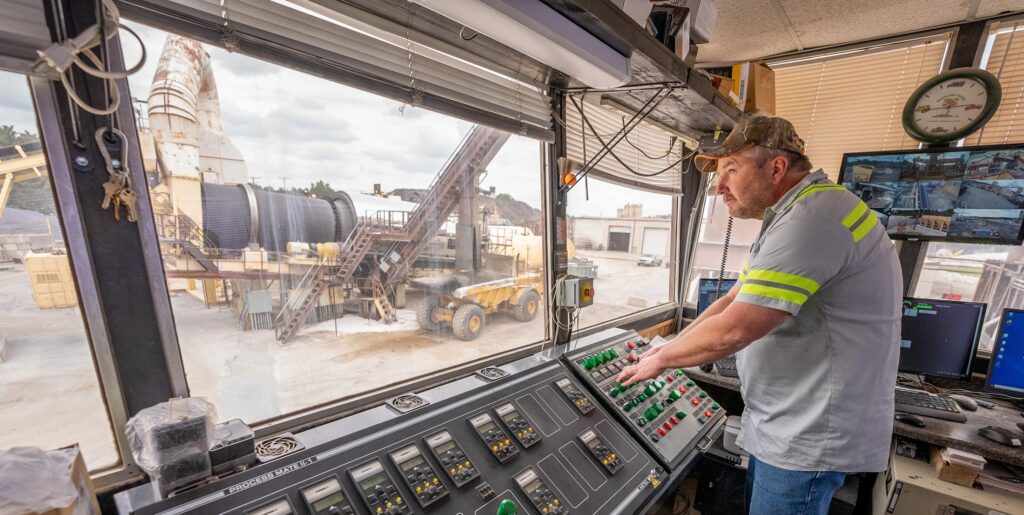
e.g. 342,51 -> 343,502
409,0 -> 631,89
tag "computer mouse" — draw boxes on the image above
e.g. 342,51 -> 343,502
895,413 -> 927,428
947,394 -> 978,411
978,426 -> 1022,448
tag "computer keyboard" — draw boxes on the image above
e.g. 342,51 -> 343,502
715,356 -> 739,378
894,388 -> 967,423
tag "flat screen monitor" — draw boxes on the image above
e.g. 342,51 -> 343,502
899,297 -> 986,379
985,308 -> 1024,397
837,143 -> 1024,244
697,278 -> 737,315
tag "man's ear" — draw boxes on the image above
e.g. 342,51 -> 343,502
770,155 -> 789,184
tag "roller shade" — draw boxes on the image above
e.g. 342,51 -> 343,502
565,96 -> 698,195
968,20 -> 1024,145
771,35 -> 950,179
0,0 -> 51,76
118,0 -> 553,140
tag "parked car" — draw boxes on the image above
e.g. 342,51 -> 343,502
637,254 -> 662,267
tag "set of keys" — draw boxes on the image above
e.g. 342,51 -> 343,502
96,127 -> 138,222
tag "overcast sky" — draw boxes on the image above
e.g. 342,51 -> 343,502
2,20 -> 672,217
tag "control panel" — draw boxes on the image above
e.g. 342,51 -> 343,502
578,429 -> 621,475
495,402 -> 542,448
564,332 -> 725,468
300,476 -> 355,515
115,360 -> 669,515
554,377 -> 595,414
348,459 -> 410,514
469,411 -> 521,464
424,430 -> 479,488
514,467 -> 568,515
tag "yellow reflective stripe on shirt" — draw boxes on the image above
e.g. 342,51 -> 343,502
740,283 -> 809,306
794,184 -> 846,202
746,269 -> 820,295
841,201 -> 868,229
851,213 -> 879,242
739,262 -> 750,282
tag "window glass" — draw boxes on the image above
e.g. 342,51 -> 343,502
124,23 -> 546,424
0,71 -> 119,469
567,177 -> 673,328
684,195 -> 760,306
911,22 -> 1024,353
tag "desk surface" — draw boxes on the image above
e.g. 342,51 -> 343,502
683,367 -> 1024,467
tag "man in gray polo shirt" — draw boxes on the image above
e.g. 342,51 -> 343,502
618,116 -> 901,514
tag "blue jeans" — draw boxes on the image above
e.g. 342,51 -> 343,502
744,455 -> 847,515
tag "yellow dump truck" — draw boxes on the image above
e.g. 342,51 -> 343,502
416,273 -> 543,341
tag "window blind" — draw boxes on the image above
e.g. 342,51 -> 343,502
0,0 -> 51,76
968,20 -> 1024,145
565,96 -> 698,195
772,35 -> 950,179
118,0 -> 553,140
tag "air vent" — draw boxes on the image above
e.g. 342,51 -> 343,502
386,394 -> 430,414
255,433 -> 304,463
475,367 -> 510,381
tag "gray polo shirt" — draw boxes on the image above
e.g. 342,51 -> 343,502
734,170 -> 902,473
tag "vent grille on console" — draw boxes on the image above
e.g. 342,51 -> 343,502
475,366 -> 510,381
386,394 -> 430,414
255,434 -> 303,463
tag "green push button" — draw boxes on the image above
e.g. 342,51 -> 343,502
676,411 -> 687,419
654,403 -> 665,414
638,393 -> 647,401
583,357 -> 594,370
686,380 -> 696,387
608,387 -> 619,398
497,499 -> 518,515
675,369 -> 684,377
712,402 -> 721,409
699,391 -> 708,399
668,390 -> 681,401
609,348 -> 619,358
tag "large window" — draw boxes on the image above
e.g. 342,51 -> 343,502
914,19 -> 1024,352
567,177 -> 674,328
0,71 -> 119,469
124,22 -> 546,424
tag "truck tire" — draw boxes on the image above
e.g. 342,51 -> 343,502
511,290 -> 541,322
453,304 -> 485,341
417,297 -> 442,332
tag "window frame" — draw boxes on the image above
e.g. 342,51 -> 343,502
26,75 -> 142,488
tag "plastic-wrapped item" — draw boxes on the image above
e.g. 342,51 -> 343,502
0,447 -> 79,515
125,397 -> 217,495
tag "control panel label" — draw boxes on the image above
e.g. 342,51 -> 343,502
227,457 -> 317,494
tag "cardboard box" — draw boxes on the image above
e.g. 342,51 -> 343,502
4,446 -> 100,515
730,61 -> 775,115
709,74 -> 734,98
930,446 -> 982,488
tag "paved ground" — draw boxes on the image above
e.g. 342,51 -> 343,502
0,251 -> 669,469
957,183 -> 1021,210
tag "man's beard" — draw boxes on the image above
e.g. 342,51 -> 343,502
726,179 -> 774,220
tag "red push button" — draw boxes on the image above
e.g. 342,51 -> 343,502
658,428 -> 666,437
662,422 -> 672,431
678,387 -> 687,394
691,398 -> 700,406
665,375 -> 674,382
627,341 -> 636,350
704,409 -> 713,418
627,353 -> 638,362
670,416 -> 679,425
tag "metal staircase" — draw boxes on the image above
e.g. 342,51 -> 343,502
381,126 -> 510,287
273,125 -> 509,343
273,219 -> 383,342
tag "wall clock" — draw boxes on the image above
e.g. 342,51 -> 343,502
902,67 -> 1001,143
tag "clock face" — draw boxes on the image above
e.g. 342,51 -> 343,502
911,77 -> 989,138
903,68 -> 1001,143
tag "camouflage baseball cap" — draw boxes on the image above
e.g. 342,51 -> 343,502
694,115 -> 806,173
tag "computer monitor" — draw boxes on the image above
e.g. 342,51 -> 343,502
697,278 -> 737,315
837,143 -> 1024,245
985,308 -> 1024,397
899,297 -> 986,380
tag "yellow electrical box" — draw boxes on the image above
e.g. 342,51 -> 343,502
24,251 -> 78,309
